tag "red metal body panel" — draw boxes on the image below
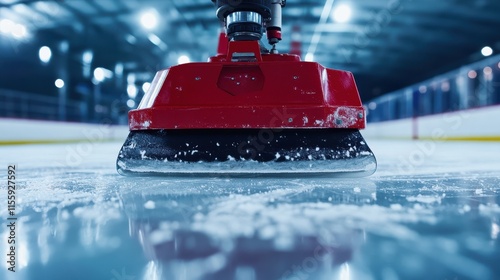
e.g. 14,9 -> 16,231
129,41 -> 366,131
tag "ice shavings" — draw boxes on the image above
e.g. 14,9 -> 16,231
5,138 -> 500,279
332,107 -> 359,128
185,200 -> 438,250
406,194 -> 444,204
140,150 -> 149,159
144,200 -> 156,209
390,204 -> 403,210
117,160 -> 127,170
314,120 -> 324,126
478,203 -> 500,215
126,140 -> 136,149
458,204 -> 472,214
73,204 -> 121,221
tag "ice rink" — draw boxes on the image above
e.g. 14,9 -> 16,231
1,138 -> 499,280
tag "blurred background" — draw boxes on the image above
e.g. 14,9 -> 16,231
0,0 -> 499,126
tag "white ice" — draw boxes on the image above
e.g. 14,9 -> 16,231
0,138 -> 499,280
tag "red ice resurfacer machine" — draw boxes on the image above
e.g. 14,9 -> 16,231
117,0 -> 377,176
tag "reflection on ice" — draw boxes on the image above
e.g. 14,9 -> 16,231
492,222 -> 499,240
339,262 -> 350,280
120,178 -> 374,279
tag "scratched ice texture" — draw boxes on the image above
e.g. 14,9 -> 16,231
0,138 -> 499,280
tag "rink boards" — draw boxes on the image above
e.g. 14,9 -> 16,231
0,118 -> 129,145
363,105 -> 500,141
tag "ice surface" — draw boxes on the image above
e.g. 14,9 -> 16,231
0,139 -> 499,280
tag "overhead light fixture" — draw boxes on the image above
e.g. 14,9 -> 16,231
94,68 -> 105,82
142,82 -> 151,93
368,102 -> 377,110
484,67 -> 493,81
481,46 -> 493,57
127,84 -> 138,99
468,70 -> 477,79
11,23 -> 27,39
332,4 -> 352,23
55,79 -> 65,89
127,99 -> 136,108
82,50 -> 93,65
441,81 -> 450,92
93,67 -> 113,83
0,19 -> 28,39
140,10 -> 158,30
127,73 -> 136,84
177,55 -> 190,65
39,46 -> 52,64
115,63 -> 124,76
483,67 -> 492,75
0,19 -> 14,34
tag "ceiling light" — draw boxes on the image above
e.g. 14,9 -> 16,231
140,10 -> 158,30
127,84 -> 138,99
481,46 -> 493,57
177,55 -> 190,65
55,79 -> 65,89
115,63 -> 124,76
93,67 -> 113,84
127,99 -> 136,108
127,73 -> 136,84
0,19 -> 27,39
468,70 -> 477,79
82,50 -> 93,64
368,102 -> 377,110
441,81 -> 450,92
94,68 -> 105,82
11,23 -> 27,39
0,19 -> 14,34
483,67 -> 492,75
142,82 -> 151,93
39,46 -> 52,64
333,4 -> 352,23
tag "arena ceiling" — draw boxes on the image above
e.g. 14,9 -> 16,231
1,0 -> 499,100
